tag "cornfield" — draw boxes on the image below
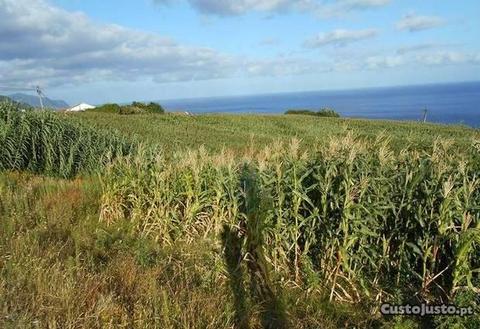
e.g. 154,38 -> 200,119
1,101 -> 480,326
100,133 -> 480,307
0,103 -> 137,178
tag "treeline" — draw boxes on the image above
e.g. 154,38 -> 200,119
92,101 -> 165,115
285,108 -> 340,117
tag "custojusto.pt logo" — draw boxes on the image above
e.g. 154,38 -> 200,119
380,303 -> 474,317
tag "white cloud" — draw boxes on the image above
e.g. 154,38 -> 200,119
245,57 -> 330,76
319,0 -> 391,17
1,0 -> 476,92
154,0 -> 391,17
366,55 -> 405,69
396,43 -> 452,55
0,0 -> 329,88
154,0 -> 310,16
361,51 -> 480,70
417,51 -> 480,66
304,29 -> 378,48
342,0 -> 390,10
0,0 -> 245,87
396,13 -> 446,32
188,0 -> 297,15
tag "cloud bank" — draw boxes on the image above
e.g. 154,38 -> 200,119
1,0 -> 328,88
0,0 -> 247,87
1,0 -> 476,92
365,51 -> 480,69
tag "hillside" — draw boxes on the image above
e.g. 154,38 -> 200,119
8,92 -> 69,109
0,95 -> 33,109
71,112 -> 479,153
1,106 -> 480,329
0,95 -> 14,104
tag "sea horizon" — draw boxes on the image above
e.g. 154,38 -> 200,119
160,80 -> 480,127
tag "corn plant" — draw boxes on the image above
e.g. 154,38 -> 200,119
0,102 -> 136,178
98,130 -> 479,306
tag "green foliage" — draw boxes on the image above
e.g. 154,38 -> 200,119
131,101 -> 165,114
100,134 -> 480,312
0,103 -> 137,178
1,108 -> 480,328
119,105 -> 143,115
285,108 -> 340,117
434,287 -> 480,328
0,171 -> 376,329
72,111 -> 478,155
91,101 -> 165,115
92,103 -> 122,113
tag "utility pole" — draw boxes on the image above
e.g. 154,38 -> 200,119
36,86 -> 44,110
422,108 -> 428,123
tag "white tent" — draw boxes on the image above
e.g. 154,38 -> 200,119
66,103 -> 95,112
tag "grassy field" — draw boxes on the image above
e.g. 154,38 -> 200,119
69,112 -> 478,153
1,106 -> 480,328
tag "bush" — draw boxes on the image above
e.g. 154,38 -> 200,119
91,103 -> 122,113
316,108 -> 340,117
92,102 -> 165,115
285,108 -> 340,117
131,101 -> 165,114
119,105 -> 143,115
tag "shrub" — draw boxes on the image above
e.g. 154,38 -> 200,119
131,101 -> 165,114
285,108 -> 340,117
315,108 -> 340,117
119,105 -> 143,115
91,103 -> 122,113
93,102 -> 165,115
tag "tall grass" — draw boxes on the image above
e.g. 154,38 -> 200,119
0,103 -> 136,178
2,104 -> 479,327
100,133 -> 480,310
1,172 -> 363,328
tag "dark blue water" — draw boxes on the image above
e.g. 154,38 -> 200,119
161,81 -> 480,127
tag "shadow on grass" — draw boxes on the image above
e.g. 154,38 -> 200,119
222,225 -> 250,329
222,224 -> 288,329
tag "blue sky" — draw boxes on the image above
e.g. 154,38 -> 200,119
1,0 -> 479,104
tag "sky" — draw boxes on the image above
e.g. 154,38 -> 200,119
0,0 -> 479,104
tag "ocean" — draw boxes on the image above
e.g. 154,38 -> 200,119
161,81 -> 480,127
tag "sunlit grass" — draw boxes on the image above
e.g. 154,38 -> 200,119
1,105 -> 479,328
71,111 -> 478,154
